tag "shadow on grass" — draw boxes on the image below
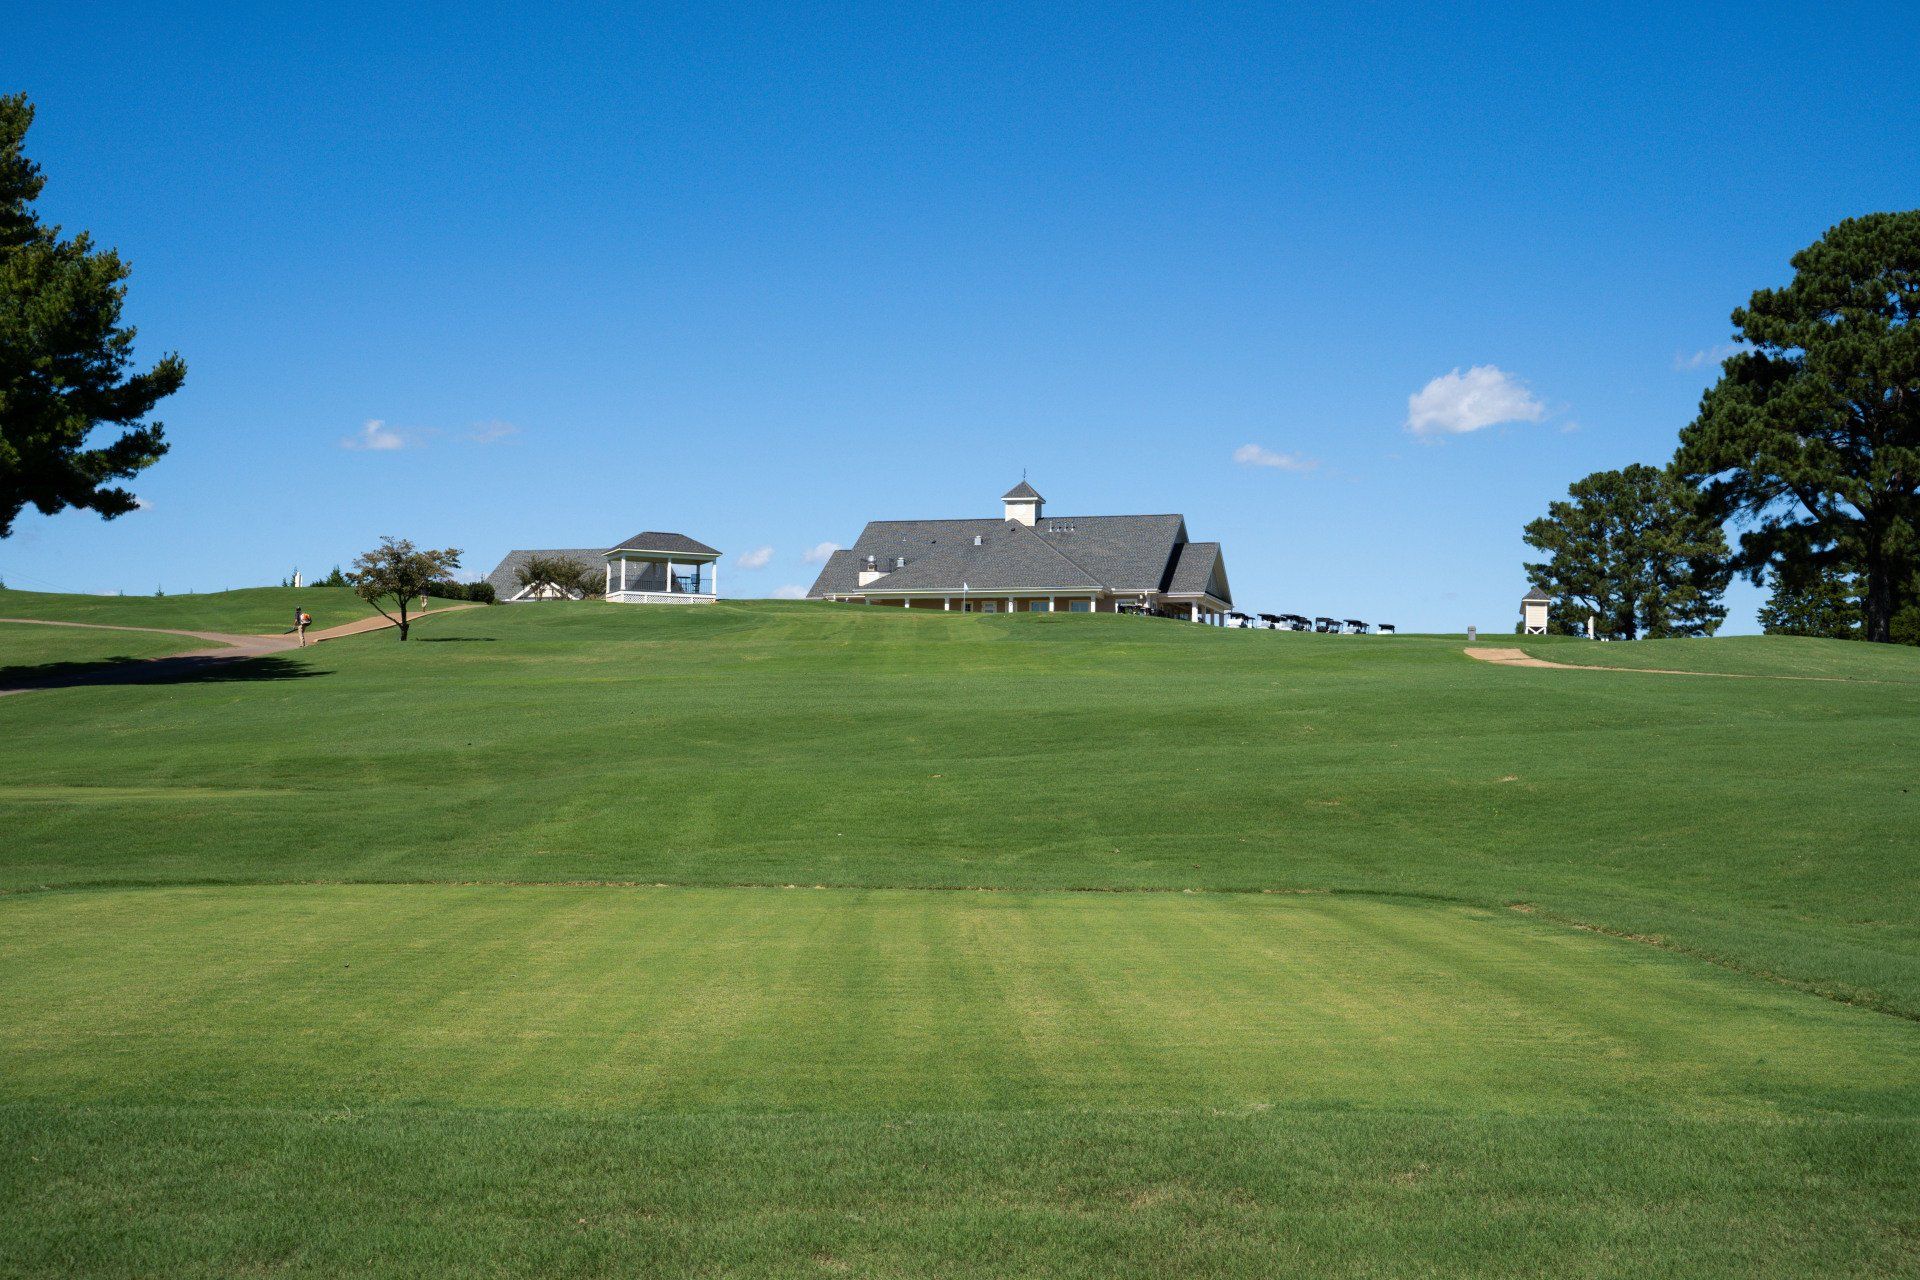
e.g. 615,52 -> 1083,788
0,653 -> 327,695
413,637 -> 496,643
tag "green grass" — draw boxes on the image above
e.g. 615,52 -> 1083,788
5,602 -> 1917,1015
2,598 -> 1917,1276
8,1105 -> 1913,1279
0,585 -> 450,636
1518,631 -> 1920,680
8,886 -> 1910,1116
0,620 -> 214,675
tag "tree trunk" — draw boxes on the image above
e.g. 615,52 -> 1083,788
1863,554 -> 1894,643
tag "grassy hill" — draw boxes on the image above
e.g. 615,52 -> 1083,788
2,599 -> 1916,1277
0,584 -> 453,636
1519,631 -> 1920,680
0,619 -> 221,676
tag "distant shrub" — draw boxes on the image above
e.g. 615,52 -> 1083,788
429,579 -> 497,605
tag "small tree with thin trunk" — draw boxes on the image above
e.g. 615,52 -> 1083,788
349,536 -> 460,640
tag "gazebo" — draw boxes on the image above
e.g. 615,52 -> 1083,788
602,532 -> 722,604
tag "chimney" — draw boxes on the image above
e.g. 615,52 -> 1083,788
1001,479 -> 1043,526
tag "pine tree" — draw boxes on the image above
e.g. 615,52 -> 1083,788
1756,566 -> 1858,639
1676,211 -> 1920,642
0,94 -> 184,537
1523,464 -> 1731,641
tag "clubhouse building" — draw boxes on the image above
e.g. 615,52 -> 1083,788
806,481 -> 1233,622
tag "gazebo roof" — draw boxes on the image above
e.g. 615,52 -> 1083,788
606,531 -> 720,558
1522,587 -> 1551,603
1001,480 -> 1043,501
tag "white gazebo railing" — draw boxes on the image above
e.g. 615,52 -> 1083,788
604,554 -> 718,605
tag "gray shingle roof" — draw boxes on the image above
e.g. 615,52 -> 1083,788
485,549 -> 607,601
1001,480 -> 1043,501
1522,587 -> 1551,602
856,520 -> 1105,593
806,549 -> 862,598
1163,541 -> 1230,604
608,531 -> 720,557
804,511 -> 1216,600
1032,514 -> 1189,591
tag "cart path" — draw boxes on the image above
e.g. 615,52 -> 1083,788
0,604 -> 482,695
1464,645 -> 1865,683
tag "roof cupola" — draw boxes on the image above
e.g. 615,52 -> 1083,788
1001,478 -> 1043,526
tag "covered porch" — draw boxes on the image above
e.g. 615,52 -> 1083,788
602,533 -> 721,605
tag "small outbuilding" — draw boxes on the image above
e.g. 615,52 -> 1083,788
1521,587 -> 1551,635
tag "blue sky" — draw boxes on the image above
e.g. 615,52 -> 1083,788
5,2 -> 1916,630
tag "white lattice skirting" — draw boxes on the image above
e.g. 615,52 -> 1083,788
606,592 -> 717,605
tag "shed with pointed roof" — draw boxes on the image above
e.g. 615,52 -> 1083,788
1521,587 -> 1551,635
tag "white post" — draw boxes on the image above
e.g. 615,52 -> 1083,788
943,597 -> 951,611
1048,596 -> 1055,612
666,560 -> 674,593
1191,603 -> 1199,622
605,561 -> 613,596
618,558 -> 627,593
710,560 -> 718,598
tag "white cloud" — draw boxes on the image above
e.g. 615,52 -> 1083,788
1673,343 -> 1740,372
801,541 -> 840,564
341,419 -> 410,451
469,419 -> 519,443
1232,443 -> 1317,471
772,584 -> 809,599
1405,366 -> 1546,439
735,545 -> 774,570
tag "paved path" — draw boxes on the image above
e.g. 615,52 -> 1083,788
0,604 -> 482,696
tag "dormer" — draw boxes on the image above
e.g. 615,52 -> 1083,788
1002,479 -> 1043,526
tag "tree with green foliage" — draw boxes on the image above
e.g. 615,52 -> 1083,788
1756,564 -> 1858,639
1675,211 -> 1920,643
0,94 -> 184,538
1522,464 -> 1731,641
348,536 -> 461,641
515,555 -> 600,600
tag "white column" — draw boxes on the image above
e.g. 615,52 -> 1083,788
666,560 -> 674,593
605,561 -> 613,595
943,597 -> 951,611
618,558 -> 627,593
710,560 -> 718,597
1047,596 -> 1055,612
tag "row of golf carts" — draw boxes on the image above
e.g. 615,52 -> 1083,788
1228,613 -> 1394,635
